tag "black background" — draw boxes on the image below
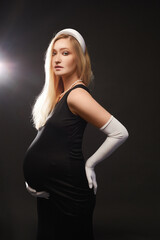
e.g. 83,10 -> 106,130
0,0 -> 159,239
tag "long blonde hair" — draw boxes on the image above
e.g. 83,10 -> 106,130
31,33 -> 93,130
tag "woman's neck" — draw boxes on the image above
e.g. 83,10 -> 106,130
62,73 -> 80,92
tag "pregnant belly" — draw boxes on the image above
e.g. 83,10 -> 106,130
23,146 -> 70,191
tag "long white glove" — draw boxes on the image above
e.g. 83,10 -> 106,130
25,182 -> 50,199
85,115 -> 129,195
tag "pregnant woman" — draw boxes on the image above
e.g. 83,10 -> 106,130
23,28 -> 129,240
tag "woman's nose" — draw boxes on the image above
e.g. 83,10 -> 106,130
54,53 -> 61,63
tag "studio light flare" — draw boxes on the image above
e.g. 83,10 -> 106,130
0,57 -> 18,85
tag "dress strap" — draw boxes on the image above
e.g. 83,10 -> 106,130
66,84 -> 90,94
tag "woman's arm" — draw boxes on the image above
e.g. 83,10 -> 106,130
67,88 -> 129,194
67,88 -> 112,128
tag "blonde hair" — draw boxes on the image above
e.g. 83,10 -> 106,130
31,33 -> 93,130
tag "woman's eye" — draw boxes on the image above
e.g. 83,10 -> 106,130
63,51 -> 69,56
52,52 -> 56,56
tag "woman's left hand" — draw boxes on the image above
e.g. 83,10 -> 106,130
85,165 -> 97,194
25,182 -> 50,199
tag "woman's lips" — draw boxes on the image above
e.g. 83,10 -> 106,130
55,66 -> 63,68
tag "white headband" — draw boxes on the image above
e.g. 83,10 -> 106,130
55,28 -> 86,53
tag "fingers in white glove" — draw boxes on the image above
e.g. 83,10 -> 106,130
25,182 -> 50,199
85,166 -> 97,195
92,174 -> 97,195
35,191 -> 50,199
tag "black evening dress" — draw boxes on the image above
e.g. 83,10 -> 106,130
23,84 -> 96,240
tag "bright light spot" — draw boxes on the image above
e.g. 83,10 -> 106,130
0,61 -> 9,77
0,48 -> 20,87
0,58 -> 18,86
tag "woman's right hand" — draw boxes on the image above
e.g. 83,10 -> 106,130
85,165 -> 97,195
25,182 -> 50,199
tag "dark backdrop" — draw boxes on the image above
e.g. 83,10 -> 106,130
0,0 -> 159,239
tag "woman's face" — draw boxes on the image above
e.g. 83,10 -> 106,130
52,38 -> 78,78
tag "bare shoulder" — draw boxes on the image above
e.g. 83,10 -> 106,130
67,87 -> 112,129
67,87 -> 91,104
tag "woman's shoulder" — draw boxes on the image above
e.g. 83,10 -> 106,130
66,84 -> 111,128
66,84 -> 94,115
66,85 -> 93,117
67,84 -> 91,102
